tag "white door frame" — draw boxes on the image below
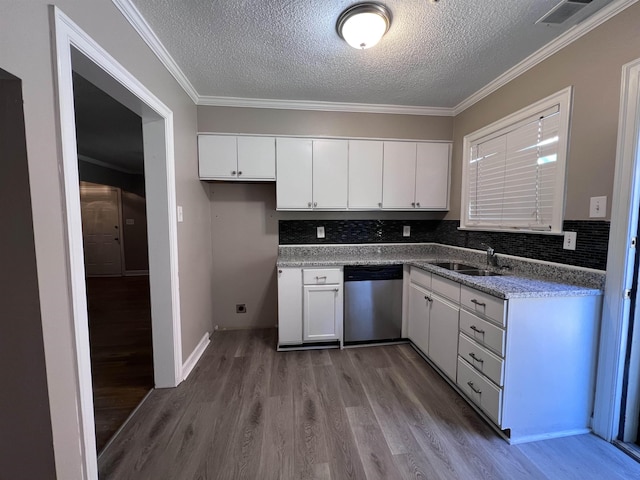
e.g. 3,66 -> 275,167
592,57 -> 640,441
52,7 -> 182,479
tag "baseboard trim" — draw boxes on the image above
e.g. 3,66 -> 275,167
182,332 -> 210,380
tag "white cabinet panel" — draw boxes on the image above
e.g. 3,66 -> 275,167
382,141 -> 417,209
276,138 -> 313,209
237,136 -> 275,180
349,140 -> 383,209
415,142 -> 450,210
313,140 -> 348,209
407,282 -> 430,355
277,268 -> 303,345
303,284 -> 342,342
198,135 -> 237,179
428,294 -> 459,381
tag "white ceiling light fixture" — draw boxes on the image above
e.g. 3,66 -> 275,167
337,3 -> 392,50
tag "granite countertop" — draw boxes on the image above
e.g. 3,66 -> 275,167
277,244 -> 604,300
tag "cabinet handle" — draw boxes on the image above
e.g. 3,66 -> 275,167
313,202 -> 317,207
238,171 -> 242,175
467,381 -> 482,394
278,269 -> 282,274
411,202 -> 416,207
469,352 -> 484,363
416,202 -> 421,207
308,202 -> 312,207
334,288 -> 339,292
471,299 -> 486,307
424,295 -> 432,303
316,276 -> 327,281
231,170 -> 237,175
470,325 -> 485,335
378,202 -> 382,208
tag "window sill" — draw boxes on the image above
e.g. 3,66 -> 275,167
457,226 -> 565,236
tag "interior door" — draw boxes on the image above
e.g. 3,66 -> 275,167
80,184 -> 123,276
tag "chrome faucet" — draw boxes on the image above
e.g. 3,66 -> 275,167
481,243 -> 496,266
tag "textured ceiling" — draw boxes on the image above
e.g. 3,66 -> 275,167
130,0 -> 612,108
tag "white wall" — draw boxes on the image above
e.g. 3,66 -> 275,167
0,1 -> 211,477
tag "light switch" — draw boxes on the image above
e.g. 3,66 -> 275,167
403,225 -> 411,237
589,196 -> 607,218
177,205 -> 183,223
317,226 -> 325,239
563,231 -> 577,250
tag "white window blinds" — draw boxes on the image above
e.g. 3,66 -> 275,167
461,88 -> 571,234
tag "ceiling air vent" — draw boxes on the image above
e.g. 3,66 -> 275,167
536,0 -> 593,25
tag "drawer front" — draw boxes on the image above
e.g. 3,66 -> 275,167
458,333 -> 504,386
459,309 -> 505,357
432,274 -> 460,303
411,267 -> 431,290
457,357 -> 502,426
460,285 -> 505,326
303,268 -> 342,285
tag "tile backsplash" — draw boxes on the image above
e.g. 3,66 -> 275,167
279,219 -> 610,270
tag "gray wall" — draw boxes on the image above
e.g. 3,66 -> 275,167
200,108 -> 453,329
0,72 -> 56,480
0,1 -> 212,477
451,1 -> 640,221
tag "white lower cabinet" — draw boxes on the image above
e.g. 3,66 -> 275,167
406,268 -> 460,382
408,265 -> 602,443
277,266 -> 343,347
303,284 -> 342,341
277,267 -> 303,345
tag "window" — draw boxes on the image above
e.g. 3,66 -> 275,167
460,87 -> 572,234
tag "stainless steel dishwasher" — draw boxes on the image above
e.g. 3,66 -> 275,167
343,264 -> 403,345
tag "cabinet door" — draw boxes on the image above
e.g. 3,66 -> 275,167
276,138 -> 313,209
237,136 -> 276,180
407,282 -> 430,355
303,284 -> 343,342
313,139 -> 348,209
382,141 -> 417,209
198,135 -> 237,179
428,294 -> 460,380
278,268 -> 303,345
415,143 -> 450,209
348,140 -> 383,209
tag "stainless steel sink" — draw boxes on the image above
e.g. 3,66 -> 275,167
430,262 -> 478,271
429,261 -> 502,277
459,270 -> 502,277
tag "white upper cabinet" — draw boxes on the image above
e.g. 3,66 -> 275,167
416,142 -> 450,210
348,140 -> 383,209
198,134 -> 275,180
382,141 -> 418,209
276,138 -> 313,209
237,136 -> 276,180
198,135 -> 237,179
382,140 -> 451,210
313,140 -> 348,209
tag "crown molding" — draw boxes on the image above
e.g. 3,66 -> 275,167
453,0 -> 638,116
111,0 -> 199,104
197,95 -> 454,116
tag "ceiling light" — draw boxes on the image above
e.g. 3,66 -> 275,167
337,3 -> 391,50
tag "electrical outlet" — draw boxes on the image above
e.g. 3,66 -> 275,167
177,205 -> 183,222
590,196 -> 607,218
236,304 -> 246,314
403,225 -> 411,237
317,226 -> 325,238
563,231 -> 577,250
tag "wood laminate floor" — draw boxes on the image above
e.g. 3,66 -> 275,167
99,328 -> 640,479
87,275 -> 154,453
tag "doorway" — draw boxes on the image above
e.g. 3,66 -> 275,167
53,9 -> 183,477
73,64 -> 155,452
